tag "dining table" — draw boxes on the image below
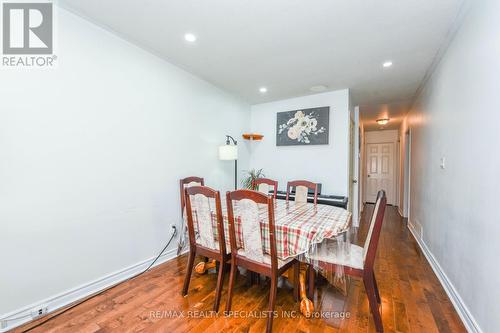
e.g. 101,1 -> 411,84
191,198 -> 352,316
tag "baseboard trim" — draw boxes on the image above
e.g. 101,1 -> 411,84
407,223 -> 482,333
0,246 -> 187,332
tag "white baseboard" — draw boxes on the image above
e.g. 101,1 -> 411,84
407,223 -> 482,333
0,245 -> 187,332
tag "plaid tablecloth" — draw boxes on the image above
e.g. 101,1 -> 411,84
191,199 -> 351,260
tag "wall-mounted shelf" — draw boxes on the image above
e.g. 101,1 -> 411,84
242,133 -> 264,141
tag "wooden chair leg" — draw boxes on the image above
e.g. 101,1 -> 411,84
213,261 -> 226,312
364,275 -> 383,332
182,250 -> 196,296
293,262 -> 300,301
372,271 -> 381,304
307,264 -> 315,300
266,276 -> 278,333
225,260 -> 237,312
251,272 -> 257,285
246,271 -> 253,287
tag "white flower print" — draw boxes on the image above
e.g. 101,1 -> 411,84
279,109 -> 326,144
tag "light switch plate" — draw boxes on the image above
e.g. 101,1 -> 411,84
440,157 -> 446,169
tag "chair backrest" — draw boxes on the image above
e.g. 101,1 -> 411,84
363,190 -> 387,271
179,177 -> 204,213
286,180 -> 318,204
184,185 -> 226,255
226,189 -> 277,269
253,178 -> 278,199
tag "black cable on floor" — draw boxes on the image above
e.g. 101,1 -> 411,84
22,226 -> 178,332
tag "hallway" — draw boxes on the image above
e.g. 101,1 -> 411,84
353,205 -> 466,333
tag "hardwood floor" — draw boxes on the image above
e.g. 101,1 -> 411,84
15,205 -> 466,333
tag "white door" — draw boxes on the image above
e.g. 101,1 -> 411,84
366,143 -> 394,204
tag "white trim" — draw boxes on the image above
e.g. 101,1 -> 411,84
0,245 -> 186,332
350,107 -> 361,227
407,223 -> 482,333
402,129 -> 412,219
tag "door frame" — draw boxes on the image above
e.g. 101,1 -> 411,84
349,107 -> 361,227
402,129 -> 412,218
364,141 -> 397,205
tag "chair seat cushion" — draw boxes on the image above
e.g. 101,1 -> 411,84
307,242 -> 364,270
237,249 -> 293,268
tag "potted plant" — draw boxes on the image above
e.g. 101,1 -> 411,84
241,168 -> 265,190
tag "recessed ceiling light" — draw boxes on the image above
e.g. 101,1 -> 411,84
259,87 -> 268,93
383,61 -> 393,68
376,118 -> 390,125
310,85 -> 327,92
184,33 -> 197,42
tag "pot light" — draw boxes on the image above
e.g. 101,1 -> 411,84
376,118 -> 390,125
184,33 -> 197,42
259,87 -> 268,93
383,61 -> 393,68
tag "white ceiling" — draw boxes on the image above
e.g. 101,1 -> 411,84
61,0 -> 464,122
360,101 -> 412,130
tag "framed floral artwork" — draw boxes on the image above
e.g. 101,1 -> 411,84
276,106 -> 329,146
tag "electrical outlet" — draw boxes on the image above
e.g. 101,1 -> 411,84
31,305 -> 48,319
170,224 -> 177,237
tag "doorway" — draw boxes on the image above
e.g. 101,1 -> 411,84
365,142 -> 396,204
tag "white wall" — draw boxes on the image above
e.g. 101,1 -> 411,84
402,0 -> 500,331
0,6 -> 250,320
249,90 -> 350,196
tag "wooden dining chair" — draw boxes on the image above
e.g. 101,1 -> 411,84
286,180 -> 318,204
253,178 -> 278,199
179,176 -> 204,214
182,185 -> 230,312
307,190 -> 387,332
225,189 -> 299,333
179,177 -> 211,264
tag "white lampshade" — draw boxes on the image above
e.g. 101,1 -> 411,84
219,145 -> 238,160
